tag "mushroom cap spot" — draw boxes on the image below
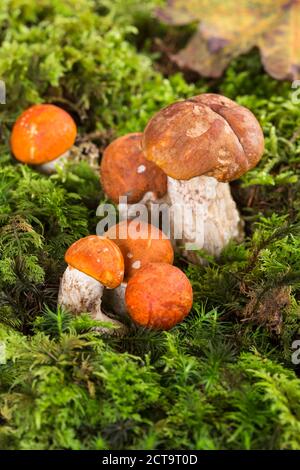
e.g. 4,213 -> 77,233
143,93 -> 264,182
11,104 -> 77,165
100,133 -> 167,204
104,220 -> 174,281
65,235 -> 124,288
137,164 -> 146,174
125,262 -> 193,330
132,260 -> 141,269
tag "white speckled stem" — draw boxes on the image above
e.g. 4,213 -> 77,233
58,266 -> 125,334
38,150 -> 70,174
167,176 -> 244,264
102,282 -> 127,317
117,176 -> 243,265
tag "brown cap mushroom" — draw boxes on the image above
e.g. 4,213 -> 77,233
125,262 -> 193,329
100,132 -> 167,204
104,220 -> 174,280
11,104 -> 77,165
65,235 -> 124,288
142,93 -> 264,182
141,93 -> 264,262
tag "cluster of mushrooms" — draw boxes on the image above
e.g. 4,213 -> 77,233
10,94 -> 264,333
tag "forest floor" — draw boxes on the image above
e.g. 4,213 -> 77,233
1,0 -> 300,450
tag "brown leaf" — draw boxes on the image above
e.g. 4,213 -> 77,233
157,0 -> 300,80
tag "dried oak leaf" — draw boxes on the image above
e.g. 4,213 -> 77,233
157,0 -> 300,80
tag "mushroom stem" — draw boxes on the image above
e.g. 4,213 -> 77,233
103,282 -> 128,317
167,175 -> 244,264
39,142 -> 100,175
38,150 -> 71,175
58,266 -> 125,333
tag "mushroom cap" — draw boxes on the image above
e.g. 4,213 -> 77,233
142,93 -> 264,182
125,262 -> 193,329
100,133 -> 167,204
11,104 -> 77,165
65,235 -> 124,289
104,220 -> 174,281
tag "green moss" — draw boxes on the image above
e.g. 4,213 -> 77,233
1,0 -> 300,450
2,311 -> 300,450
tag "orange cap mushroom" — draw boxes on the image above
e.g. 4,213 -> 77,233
104,220 -> 174,280
125,262 -> 193,329
100,133 -> 167,204
65,235 -> 124,289
11,104 -> 77,165
142,93 -> 264,182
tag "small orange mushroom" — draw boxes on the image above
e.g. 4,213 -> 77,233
100,133 -> 167,205
65,235 -> 124,289
102,220 -> 174,316
58,235 -> 125,333
11,104 -> 77,172
125,262 -> 193,330
104,220 -> 173,281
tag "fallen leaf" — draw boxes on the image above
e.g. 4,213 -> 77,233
157,0 -> 300,80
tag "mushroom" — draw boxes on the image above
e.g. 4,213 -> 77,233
58,235 -> 126,334
102,220 -> 174,315
11,104 -> 77,174
125,262 -> 193,330
142,93 -> 265,263
100,133 -> 168,223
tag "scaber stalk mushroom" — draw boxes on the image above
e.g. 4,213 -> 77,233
142,93 -> 265,263
58,235 -> 126,334
125,262 -> 193,330
11,104 -> 77,174
102,220 -> 174,315
100,132 -> 167,221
